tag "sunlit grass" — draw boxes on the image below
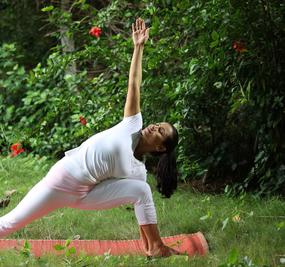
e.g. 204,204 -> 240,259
0,155 -> 284,266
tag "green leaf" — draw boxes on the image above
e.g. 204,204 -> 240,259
227,248 -> 239,264
23,240 -> 31,250
210,41 -> 218,48
65,239 -> 71,247
276,221 -> 285,231
20,240 -> 31,257
200,211 -> 212,221
68,246 -> 76,254
211,31 -> 219,40
214,82 -> 222,89
54,244 -> 65,251
222,217 -> 229,231
41,6 -> 54,12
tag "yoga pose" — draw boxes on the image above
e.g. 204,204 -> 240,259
0,18 -> 179,257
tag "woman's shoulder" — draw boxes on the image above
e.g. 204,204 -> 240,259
122,112 -> 142,131
123,112 -> 142,121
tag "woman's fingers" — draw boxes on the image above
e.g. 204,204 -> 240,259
136,18 -> 140,31
142,19 -> 145,30
133,18 -> 146,32
140,18 -> 144,30
132,18 -> 149,45
145,28 -> 149,38
140,18 -> 146,30
171,248 -> 180,255
132,23 -> 135,33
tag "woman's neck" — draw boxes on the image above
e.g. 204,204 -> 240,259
134,137 -> 151,160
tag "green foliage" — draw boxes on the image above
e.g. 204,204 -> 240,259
54,239 -> 77,258
0,0 -> 284,195
0,43 -> 28,152
218,248 -> 269,267
20,240 -> 31,258
0,0 -> 55,68
41,5 -> 54,12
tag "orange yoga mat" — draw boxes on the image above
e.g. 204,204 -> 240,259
0,232 -> 208,257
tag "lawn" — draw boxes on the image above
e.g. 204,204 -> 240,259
0,155 -> 284,266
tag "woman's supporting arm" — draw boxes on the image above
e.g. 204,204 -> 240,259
124,18 -> 149,118
139,225 -> 149,253
140,224 -> 180,257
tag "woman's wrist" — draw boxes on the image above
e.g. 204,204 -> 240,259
134,44 -> 144,50
149,240 -> 164,252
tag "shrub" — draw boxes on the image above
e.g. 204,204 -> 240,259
1,0 -> 284,195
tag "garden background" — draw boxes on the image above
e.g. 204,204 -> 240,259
0,0 -> 284,266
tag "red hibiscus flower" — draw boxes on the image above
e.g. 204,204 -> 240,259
10,143 -> 24,157
89,26 -> 102,38
232,41 -> 247,53
79,116 -> 87,126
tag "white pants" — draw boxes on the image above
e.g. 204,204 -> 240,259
0,162 -> 157,238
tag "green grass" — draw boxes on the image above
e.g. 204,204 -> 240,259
0,155 -> 284,266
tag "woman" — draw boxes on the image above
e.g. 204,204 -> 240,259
0,18 -> 179,257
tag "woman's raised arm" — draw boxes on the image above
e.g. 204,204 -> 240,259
124,18 -> 149,118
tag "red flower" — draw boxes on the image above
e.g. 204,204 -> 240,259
79,116 -> 87,126
10,143 -> 24,157
232,41 -> 247,53
11,143 -> 21,151
89,26 -> 102,38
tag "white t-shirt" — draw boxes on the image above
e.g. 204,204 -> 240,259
62,113 -> 147,185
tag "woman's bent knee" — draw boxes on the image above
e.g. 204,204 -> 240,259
129,180 -> 153,204
131,182 -> 157,225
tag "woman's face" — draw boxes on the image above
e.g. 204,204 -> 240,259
141,122 -> 174,152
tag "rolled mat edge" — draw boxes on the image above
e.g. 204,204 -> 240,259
0,232 -> 209,257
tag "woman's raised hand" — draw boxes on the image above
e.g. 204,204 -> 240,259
132,18 -> 149,46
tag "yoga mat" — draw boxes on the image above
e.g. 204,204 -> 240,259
0,232 -> 208,257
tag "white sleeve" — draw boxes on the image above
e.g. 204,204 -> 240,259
121,112 -> 143,134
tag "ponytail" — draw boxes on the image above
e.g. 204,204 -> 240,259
156,150 -> 177,198
154,123 -> 178,198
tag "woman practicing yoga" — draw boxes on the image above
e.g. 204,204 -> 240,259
0,18 -> 179,257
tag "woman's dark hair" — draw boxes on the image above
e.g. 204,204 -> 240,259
152,124 -> 178,198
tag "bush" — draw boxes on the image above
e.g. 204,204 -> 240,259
1,0 -> 284,195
